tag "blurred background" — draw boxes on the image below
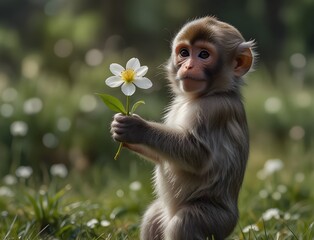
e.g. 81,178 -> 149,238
0,0 -> 313,183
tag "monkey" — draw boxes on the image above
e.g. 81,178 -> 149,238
110,16 -> 255,240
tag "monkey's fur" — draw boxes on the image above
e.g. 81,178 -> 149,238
111,16 -> 255,240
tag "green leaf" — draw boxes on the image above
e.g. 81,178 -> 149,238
26,192 -> 42,219
96,93 -> 126,114
131,100 -> 145,114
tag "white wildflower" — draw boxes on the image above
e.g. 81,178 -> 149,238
242,224 -> 259,233
100,220 -> 111,227
86,218 -> 98,228
50,163 -> 68,178
15,166 -> 33,179
105,58 -> 152,96
264,159 -> 284,174
261,208 -> 281,221
10,121 -> 28,137
257,159 -> 284,179
129,181 -> 142,191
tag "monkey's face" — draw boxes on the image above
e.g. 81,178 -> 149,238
167,16 -> 254,97
174,40 -> 220,95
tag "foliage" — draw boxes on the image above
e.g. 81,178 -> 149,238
0,0 -> 314,239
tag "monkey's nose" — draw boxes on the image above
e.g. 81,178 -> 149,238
184,61 -> 194,70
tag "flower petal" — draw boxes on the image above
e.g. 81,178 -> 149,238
133,77 -> 153,89
105,76 -> 124,88
121,83 -> 136,96
135,66 -> 148,77
126,58 -> 140,71
110,63 -> 124,76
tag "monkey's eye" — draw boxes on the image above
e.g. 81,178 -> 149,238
199,50 -> 210,59
179,49 -> 189,57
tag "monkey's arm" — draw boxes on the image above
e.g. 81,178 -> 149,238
123,143 -> 160,163
111,113 -> 211,173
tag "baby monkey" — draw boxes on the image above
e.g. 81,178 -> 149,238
111,16 -> 255,240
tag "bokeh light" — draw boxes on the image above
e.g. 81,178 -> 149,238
85,49 -> 103,66
290,53 -> 306,69
43,133 -> 59,148
10,121 -> 28,137
54,39 -> 73,58
264,97 -> 282,114
0,103 -> 14,117
1,88 -> 17,102
23,97 -> 43,115
57,117 -> 71,132
79,94 -> 97,112
289,125 -> 305,140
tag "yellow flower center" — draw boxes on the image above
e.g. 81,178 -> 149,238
121,69 -> 135,83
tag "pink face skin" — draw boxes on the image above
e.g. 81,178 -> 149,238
174,40 -> 218,95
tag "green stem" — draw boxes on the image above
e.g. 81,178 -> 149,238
114,143 -> 123,160
126,95 -> 130,116
114,96 -> 130,160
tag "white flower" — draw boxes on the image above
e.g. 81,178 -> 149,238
242,224 -> 259,233
15,166 -> 33,179
129,181 -> 142,191
86,218 -> 98,228
261,208 -> 281,221
50,163 -> 68,178
100,220 -> 111,227
10,121 -> 28,137
105,58 -> 152,96
257,159 -> 284,179
264,159 -> 283,174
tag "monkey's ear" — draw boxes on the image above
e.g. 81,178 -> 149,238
233,42 -> 254,77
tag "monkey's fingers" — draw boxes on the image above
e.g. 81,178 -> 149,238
113,113 -> 128,122
111,117 -> 131,129
112,132 -> 122,142
112,126 -> 127,135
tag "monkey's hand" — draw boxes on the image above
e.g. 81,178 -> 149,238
111,113 -> 149,144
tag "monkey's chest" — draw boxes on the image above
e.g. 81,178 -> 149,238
164,102 -> 198,129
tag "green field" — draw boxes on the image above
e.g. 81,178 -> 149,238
1,0 -> 314,238
1,73 -> 314,239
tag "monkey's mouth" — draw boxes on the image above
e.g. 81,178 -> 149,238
177,77 -> 207,93
176,76 -> 205,82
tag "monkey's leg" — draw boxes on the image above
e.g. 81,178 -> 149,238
140,200 -> 166,240
164,201 -> 238,240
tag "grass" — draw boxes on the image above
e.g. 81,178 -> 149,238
1,67 -> 314,239
0,165 -> 150,239
1,146 -> 313,239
